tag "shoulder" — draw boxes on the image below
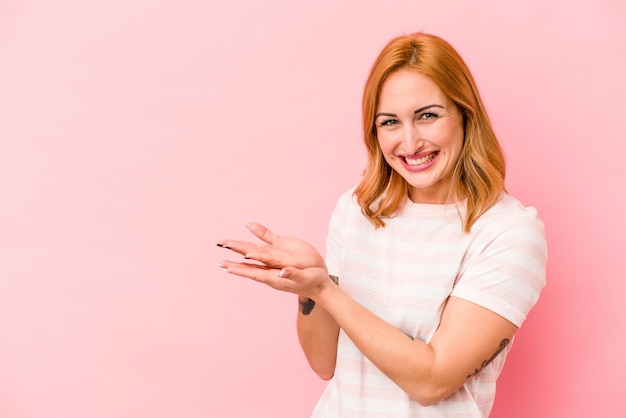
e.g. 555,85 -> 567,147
327,186 -> 376,237
467,194 -> 548,276
474,193 -> 545,236
467,193 -> 548,271
333,185 -> 361,215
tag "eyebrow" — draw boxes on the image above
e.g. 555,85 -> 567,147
375,104 -> 445,119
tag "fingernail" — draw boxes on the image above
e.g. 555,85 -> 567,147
243,256 -> 250,260
217,263 -> 228,272
278,269 -> 288,278
216,243 -> 224,247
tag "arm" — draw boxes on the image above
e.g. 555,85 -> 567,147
219,210 -> 545,403
296,289 -> 340,380
312,276 -> 516,405
219,257 -> 515,406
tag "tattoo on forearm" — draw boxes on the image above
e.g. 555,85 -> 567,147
298,298 -> 315,315
466,338 -> 510,378
298,275 -> 339,316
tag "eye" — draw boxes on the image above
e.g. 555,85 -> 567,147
379,119 -> 399,127
418,112 -> 439,120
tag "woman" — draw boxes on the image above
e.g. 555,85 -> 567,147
217,32 -> 547,417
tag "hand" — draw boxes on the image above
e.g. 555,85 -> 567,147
218,262 -> 332,300
217,222 -> 326,270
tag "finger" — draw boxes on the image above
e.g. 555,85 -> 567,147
277,267 -> 302,280
278,268 -> 292,278
245,248 -> 289,269
278,267 -> 330,298
277,267 -> 314,296
215,239 -> 259,256
246,222 -> 278,245
218,260 -> 271,278
219,260 -> 289,291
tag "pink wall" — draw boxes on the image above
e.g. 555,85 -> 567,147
1,0 -> 624,417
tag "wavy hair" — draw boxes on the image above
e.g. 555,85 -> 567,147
354,32 -> 506,232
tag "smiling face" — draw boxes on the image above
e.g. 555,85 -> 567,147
375,69 -> 465,204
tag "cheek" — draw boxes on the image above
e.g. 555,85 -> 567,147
376,132 -> 394,154
442,138 -> 462,159
440,125 -> 464,153
448,138 -> 464,165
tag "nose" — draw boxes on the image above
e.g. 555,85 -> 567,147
402,123 -> 423,152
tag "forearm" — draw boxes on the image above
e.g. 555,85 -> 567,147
316,283 -> 455,405
296,297 -> 340,380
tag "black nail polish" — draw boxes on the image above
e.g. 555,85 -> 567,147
216,243 -> 224,247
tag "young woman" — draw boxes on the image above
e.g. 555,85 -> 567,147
217,32 -> 547,417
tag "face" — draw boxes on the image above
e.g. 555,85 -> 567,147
375,69 -> 464,204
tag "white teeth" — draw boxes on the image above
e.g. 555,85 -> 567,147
405,152 -> 437,166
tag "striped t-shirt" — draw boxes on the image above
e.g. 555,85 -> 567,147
311,189 -> 547,417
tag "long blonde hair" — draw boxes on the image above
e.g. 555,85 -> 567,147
354,32 -> 505,232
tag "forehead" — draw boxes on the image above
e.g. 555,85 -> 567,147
378,69 -> 446,108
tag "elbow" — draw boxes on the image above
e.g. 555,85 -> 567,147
316,369 -> 335,381
399,364 -> 462,406
407,383 -> 458,407
311,362 -> 335,381
304,351 -> 337,381
411,394 -> 443,408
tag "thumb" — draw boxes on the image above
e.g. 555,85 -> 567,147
278,266 -> 309,279
246,222 -> 278,244
278,267 -> 296,279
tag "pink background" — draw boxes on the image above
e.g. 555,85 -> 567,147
1,0 -> 624,417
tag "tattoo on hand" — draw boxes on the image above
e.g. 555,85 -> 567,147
467,338 -> 510,378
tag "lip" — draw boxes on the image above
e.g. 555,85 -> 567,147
399,151 -> 439,172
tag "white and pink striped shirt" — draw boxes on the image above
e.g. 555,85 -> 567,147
311,189 -> 547,417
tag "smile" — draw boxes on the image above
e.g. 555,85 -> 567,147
404,151 -> 438,166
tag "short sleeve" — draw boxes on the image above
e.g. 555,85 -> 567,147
450,209 -> 548,327
324,190 -> 352,278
